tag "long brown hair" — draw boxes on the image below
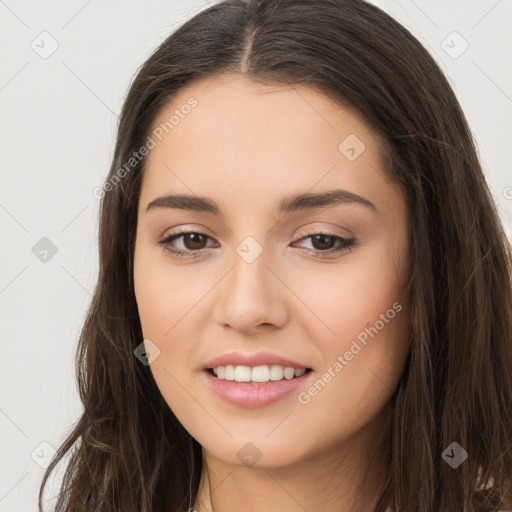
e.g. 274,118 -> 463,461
38,0 -> 512,510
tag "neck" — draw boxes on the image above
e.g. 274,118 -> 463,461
192,407 -> 390,512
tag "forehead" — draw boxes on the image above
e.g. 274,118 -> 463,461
140,73 -> 396,216
148,72 -> 378,156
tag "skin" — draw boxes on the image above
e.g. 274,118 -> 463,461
133,73 -> 411,512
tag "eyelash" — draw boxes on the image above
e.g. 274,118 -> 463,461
158,228 -> 356,259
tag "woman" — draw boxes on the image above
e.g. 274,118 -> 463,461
38,0 -> 512,510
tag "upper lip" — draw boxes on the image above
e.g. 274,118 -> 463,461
203,351 -> 312,370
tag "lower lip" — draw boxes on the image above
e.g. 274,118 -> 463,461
203,370 -> 312,408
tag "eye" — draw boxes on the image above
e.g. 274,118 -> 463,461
158,229 -> 356,258
158,230 -> 218,258
292,231 -> 356,257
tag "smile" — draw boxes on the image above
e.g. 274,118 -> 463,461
210,364 -> 311,383
204,366 -> 313,408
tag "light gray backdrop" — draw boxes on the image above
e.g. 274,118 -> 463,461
1,1 -> 511,510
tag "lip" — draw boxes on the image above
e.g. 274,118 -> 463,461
203,351 -> 312,370
203,369 -> 313,408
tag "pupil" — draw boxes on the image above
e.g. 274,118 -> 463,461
185,233 -> 206,250
312,234 -> 334,250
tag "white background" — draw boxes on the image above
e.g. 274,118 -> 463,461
1,1 -> 511,510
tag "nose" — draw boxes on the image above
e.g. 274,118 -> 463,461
214,244 -> 289,333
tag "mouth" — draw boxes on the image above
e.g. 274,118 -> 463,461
203,364 -> 314,408
205,365 -> 314,385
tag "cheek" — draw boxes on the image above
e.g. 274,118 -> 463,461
293,283 -> 408,446
133,247 -> 210,403
134,246 -> 207,339
295,245 -> 409,407
133,263 -> 198,423
298,254 -> 407,345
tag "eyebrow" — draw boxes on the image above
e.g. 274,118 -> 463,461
145,189 -> 378,215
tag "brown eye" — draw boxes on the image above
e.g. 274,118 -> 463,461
309,234 -> 337,251
158,230 -> 217,258
181,233 -> 208,250
293,232 -> 356,257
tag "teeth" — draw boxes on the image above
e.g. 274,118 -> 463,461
234,365 -> 251,382
251,365 -> 269,382
211,365 -> 308,383
225,365 -> 235,380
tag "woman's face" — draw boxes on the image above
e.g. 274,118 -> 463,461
133,73 -> 410,468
